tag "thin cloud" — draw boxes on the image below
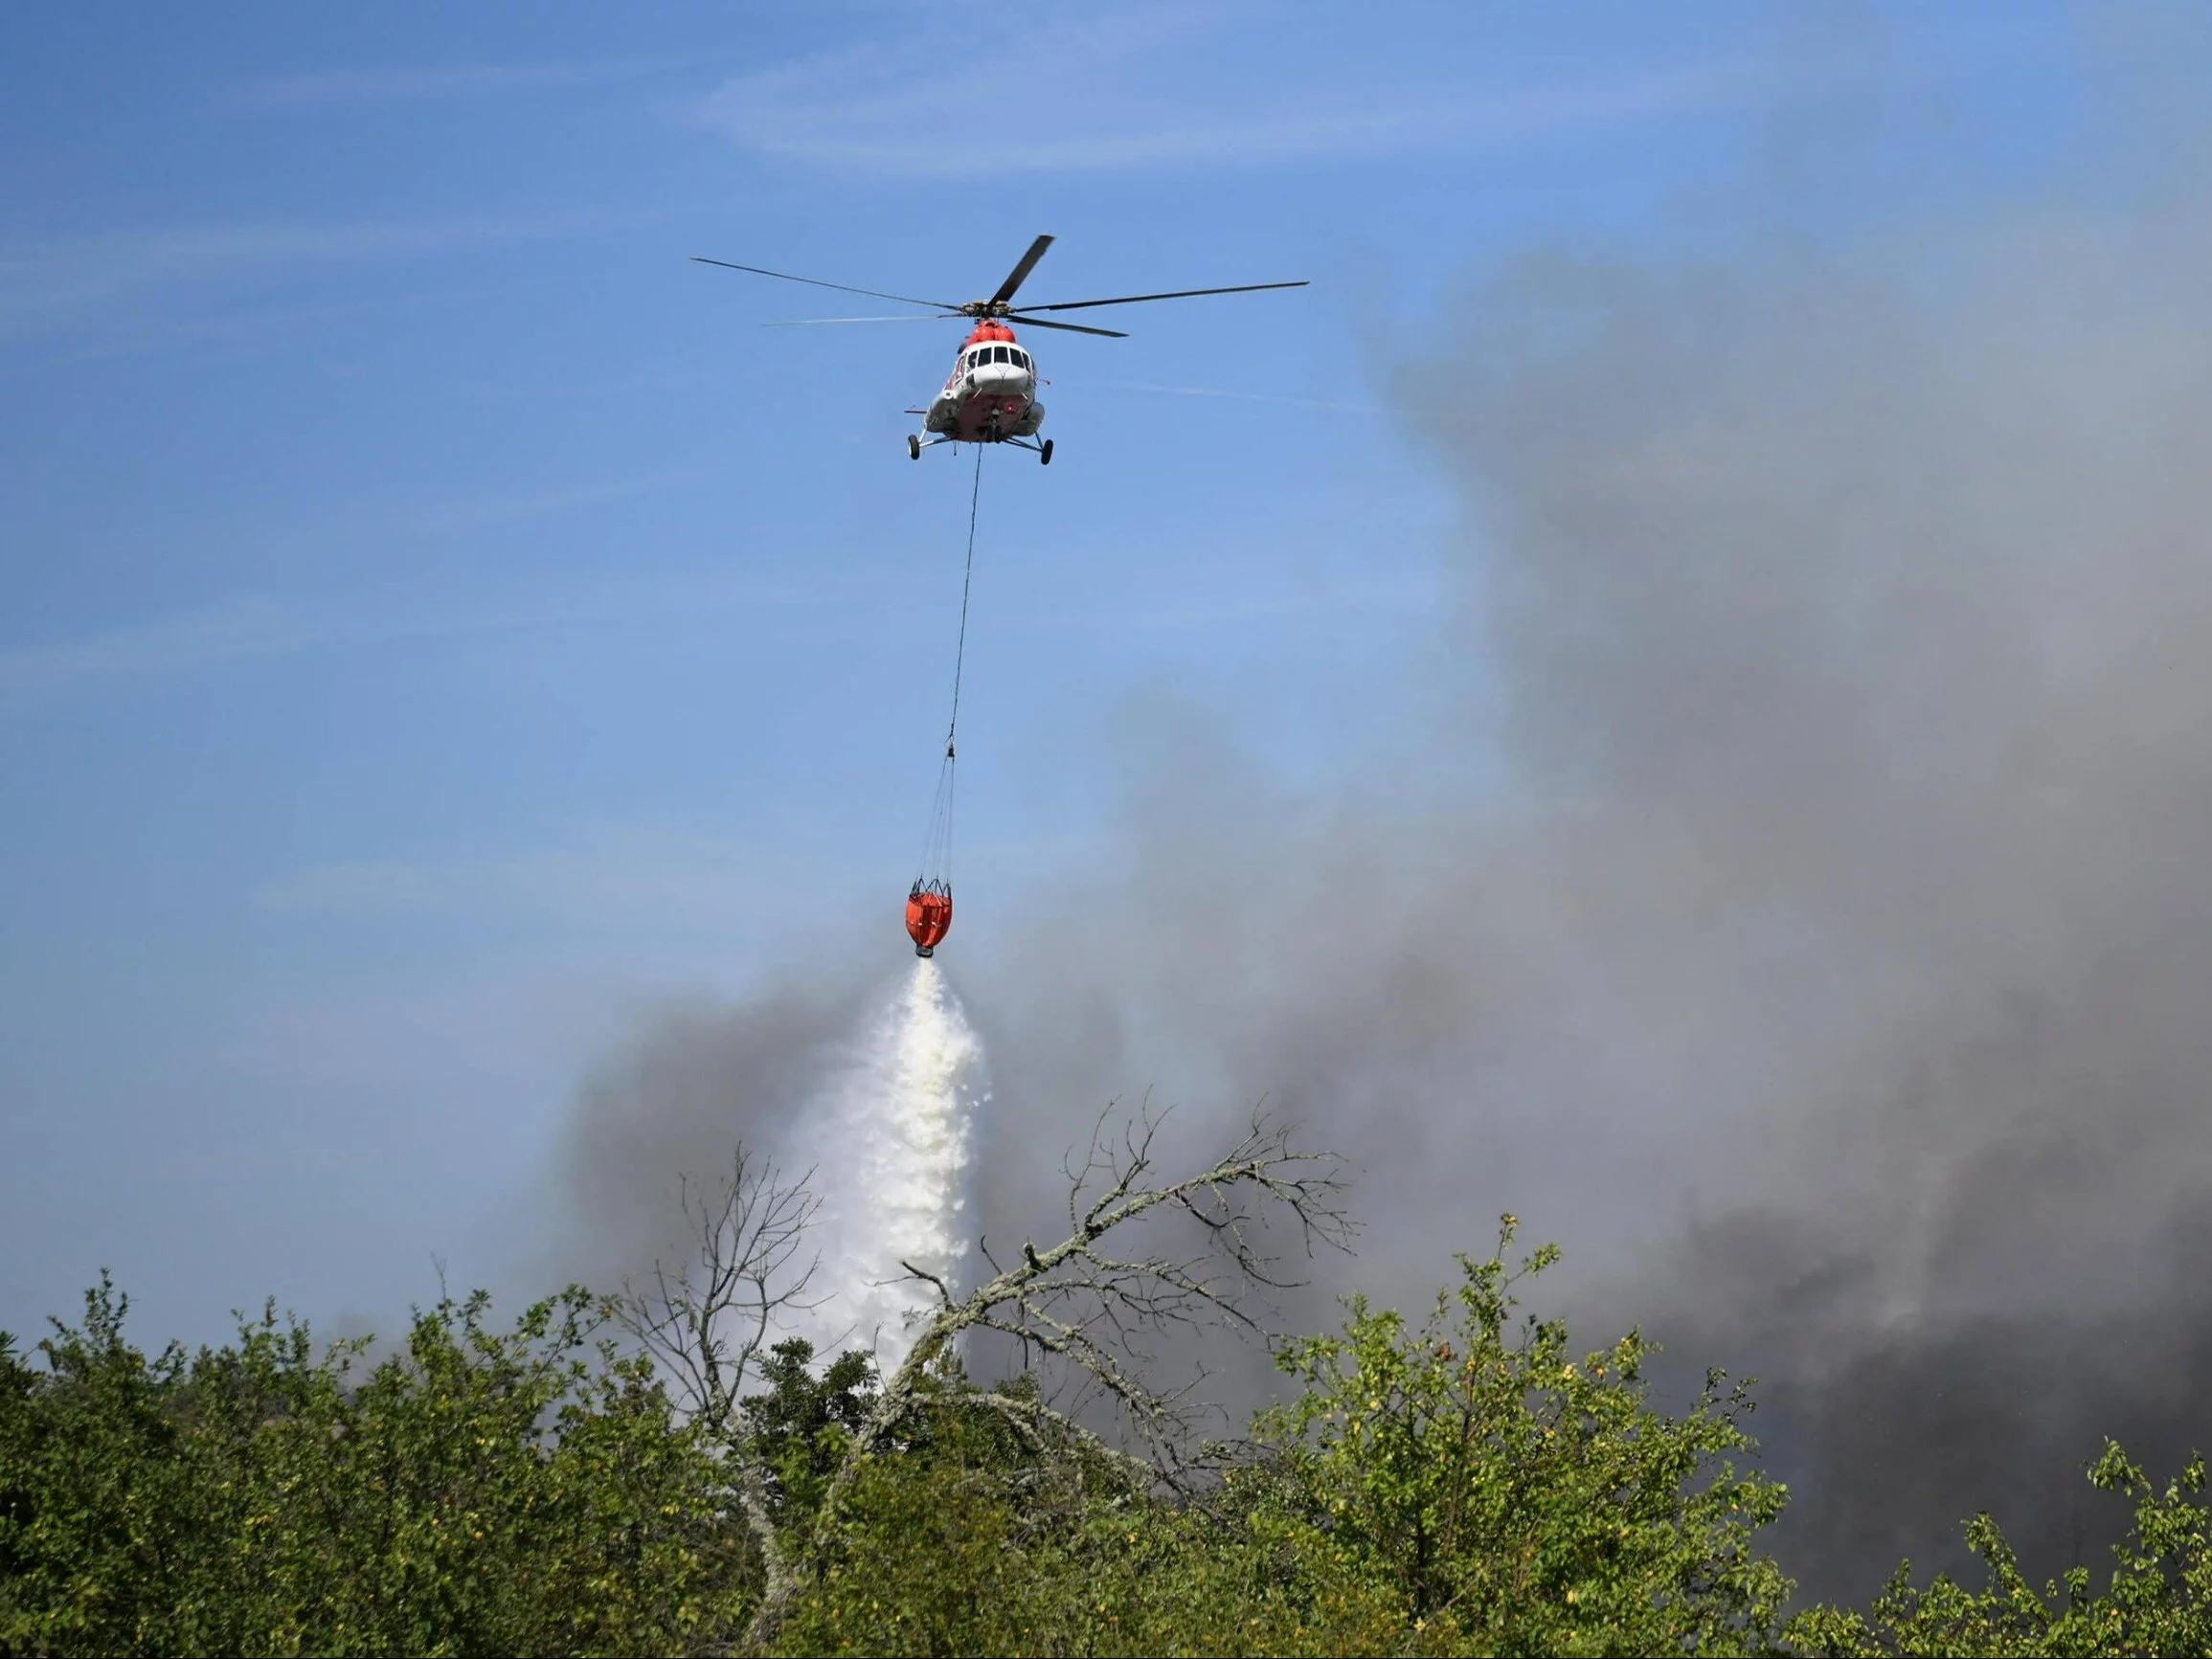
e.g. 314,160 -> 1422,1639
255,827 -> 784,933
233,56 -> 695,110
0,597 -> 319,695
248,830 -> 876,1019
0,569 -> 861,702
698,11 -> 1745,178
1095,380 -> 1381,415
404,471 -> 677,533
0,207 -> 643,343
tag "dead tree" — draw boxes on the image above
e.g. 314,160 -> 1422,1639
746,1106 -> 1352,1648
612,1147 -> 826,1612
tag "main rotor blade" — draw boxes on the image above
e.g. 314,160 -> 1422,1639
988,234 -> 1055,306
690,256 -> 957,312
761,315 -> 958,325
1004,313 -> 1129,338
1024,280 -> 1310,313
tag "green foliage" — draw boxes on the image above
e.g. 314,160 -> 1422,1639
767,1222 -> 1794,1656
767,1381 -> 1101,1656
1255,1217 -> 1794,1655
767,1373 -> 1413,1658
1787,1441 -> 2212,1658
8,1241 -> 2200,1657
0,1276 -> 755,1657
739,1338 -> 876,1536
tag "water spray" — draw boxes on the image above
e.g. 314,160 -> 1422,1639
783,959 -> 986,1374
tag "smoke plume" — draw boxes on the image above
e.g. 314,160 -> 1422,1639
561,48 -> 2212,1604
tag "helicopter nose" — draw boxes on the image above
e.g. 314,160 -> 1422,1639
972,363 -> 1028,392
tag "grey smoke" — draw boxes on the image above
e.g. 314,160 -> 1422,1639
560,974 -> 873,1287
560,53 -> 2212,1603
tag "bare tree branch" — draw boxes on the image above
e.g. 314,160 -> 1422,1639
611,1146 -> 828,1619
746,1105 -> 1352,1648
878,1106 -> 1350,1452
969,1390 -> 1162,1487
614,1147 -> 826,1436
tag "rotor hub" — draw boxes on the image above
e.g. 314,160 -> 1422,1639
691,235 -> 1304,345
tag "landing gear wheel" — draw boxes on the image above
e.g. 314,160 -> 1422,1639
1039,438 -> 1054,466
908,434 -> 921,460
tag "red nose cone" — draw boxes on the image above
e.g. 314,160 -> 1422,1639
906,882 -> 952,956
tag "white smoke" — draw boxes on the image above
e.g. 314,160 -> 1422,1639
782,959 -> 985,1372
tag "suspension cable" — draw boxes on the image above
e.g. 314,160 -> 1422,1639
915,445 -> 983,887
944,442 -> 984,755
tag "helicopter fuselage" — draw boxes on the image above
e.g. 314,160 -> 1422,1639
693,234 -> 1304,465
924,321 -> 1046,443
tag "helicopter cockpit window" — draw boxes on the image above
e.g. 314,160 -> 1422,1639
992,346 -> 1009,363
1014,350 -> 1029,369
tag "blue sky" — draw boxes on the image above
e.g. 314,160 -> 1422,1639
0,1 -> 2105,1343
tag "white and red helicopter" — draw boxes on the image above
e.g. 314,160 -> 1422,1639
692,235 -> 1305,463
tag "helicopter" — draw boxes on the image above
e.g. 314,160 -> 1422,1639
691,235 -> 1306,463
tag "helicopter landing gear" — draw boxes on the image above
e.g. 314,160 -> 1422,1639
908,434 -> 921,460
1040,438 -> 1053,466
1003,436 -> 1053,464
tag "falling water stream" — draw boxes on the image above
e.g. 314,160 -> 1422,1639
782,959 -> 985,1371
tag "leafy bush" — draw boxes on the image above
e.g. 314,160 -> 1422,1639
1788,1442 -> 2212,1657
1254,1219 -> 1793,1656
768,1221 -> 1795,1657
0,1278 -> 755,1657
4,1242 -> 2203,1656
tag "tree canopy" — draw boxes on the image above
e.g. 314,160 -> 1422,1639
2,1133 -> 2204,1657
